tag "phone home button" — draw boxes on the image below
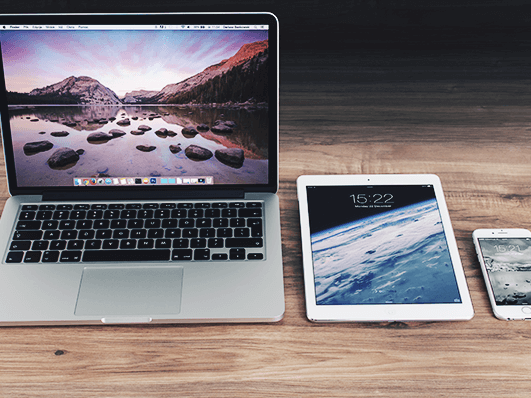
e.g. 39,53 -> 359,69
521,307 -> 531,315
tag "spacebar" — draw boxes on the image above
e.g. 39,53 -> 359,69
82,250 -> 171,262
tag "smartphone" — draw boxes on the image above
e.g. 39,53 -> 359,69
473,229 -> 531,320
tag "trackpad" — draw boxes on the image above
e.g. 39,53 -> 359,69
75,266 -> 183,316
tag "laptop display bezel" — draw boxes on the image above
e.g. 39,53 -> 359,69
0,12 -> 279,197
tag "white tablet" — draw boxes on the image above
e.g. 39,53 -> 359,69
297,174 -> 474,322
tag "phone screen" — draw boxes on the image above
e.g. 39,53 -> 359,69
477,237 -> 531,305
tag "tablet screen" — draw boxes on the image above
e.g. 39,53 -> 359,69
306,184 -> 462,306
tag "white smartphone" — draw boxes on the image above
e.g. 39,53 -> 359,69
473,228 -> 531,320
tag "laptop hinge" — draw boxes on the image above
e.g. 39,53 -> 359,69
42,190 -> 246,202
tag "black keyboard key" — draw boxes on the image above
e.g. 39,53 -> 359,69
229,202 -> 245,208
155,239 -> 172,248
246,202 -> 262,208
194,249 -> 210,260
36,211 -> 53,220
190,238 -> 206,248
173,239 -> 189,248
94,220 -> 110,229
165,229 -> 181,238
212,253 -> 228,260
128,219 -> 144,228
234,228 -> 250,238
113,229 -> 129,239
22,205 -> 38,211
10,241 -> 31,251
50,240 -> 67,250
24,251 -> 42,263
221,209 -> 237,218
32,240 -> 49,251
87,210 -> 103,219
109,204 -> 125,209
42,251 -> 60,262
120,239 -> 137,249
121,209 -> 137,218
178,203 -> 193,209
143,203 -> 159,209
161,219 -> 177,228
248,218 -> 262,227
145,219 -> 161,228
171,209 -> 187,218
13,230 -> 43,240
59,220 -> 76,229
179,219 -> 194,228
60,251 -> 82,262
70,210 -> 87,219
42,220 -> 59,229
182,229 -> 198,238
217,228 -> 232,238
138,210 -> 153,218
79,230 -> 95,239
16,220 -> 41,230
239,208 -> 262,218
161,203 -> 176,209
102,240 -> 119,249
199,228 -> 215,238
53,210 -> 70,220
104,210 -> 121,219
189,209 -> 203,218
205,209 -> 220,218
43,230 -> 60,240
74,204 -> 90,210
230,218 -> 245,227
83,249 -> 170,262
197,219 -> 211,228
6,252 -> 24,263
154,209 -> 170,218
91,204 -> 107,210
212,203 -> 228,208
111,219 -> 127,229
126,203 -> 142,209
96,230 -> 112,239
195,203 -> 210,208
39,204 -> 56,210
213,218 -> 228,228
57,205 -> 73,210
85,240 -> 102,250
229,248 -> 246,260
67,240 -> 84,250
225,238 -> 263,248
76,220 -> 93,229
250,227 -> 263,237
19,211 -> 36,220
172,249 -> 192,260
138,239 -> 154,249
61,230 -> 78,240
131,229 -> 147,238
248,253 -> 264,260
148,229 -> 164,238
208,238 -> 224,248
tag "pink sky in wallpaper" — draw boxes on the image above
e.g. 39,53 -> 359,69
0,29 -> 267,96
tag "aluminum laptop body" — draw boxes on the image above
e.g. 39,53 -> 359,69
0,13 -> 284,325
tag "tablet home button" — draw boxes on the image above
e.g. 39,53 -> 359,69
521,307 -> 531,315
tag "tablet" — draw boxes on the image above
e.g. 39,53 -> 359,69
297,174 -> 474,322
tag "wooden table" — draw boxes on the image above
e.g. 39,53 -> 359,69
2,49 -> 531,397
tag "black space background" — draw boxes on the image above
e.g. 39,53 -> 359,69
0,1 -> 530,52
306,184 -> 437,235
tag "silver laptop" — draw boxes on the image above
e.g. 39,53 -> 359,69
0,13 -> 284,326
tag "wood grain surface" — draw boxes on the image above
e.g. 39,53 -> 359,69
2,50 -> 531,397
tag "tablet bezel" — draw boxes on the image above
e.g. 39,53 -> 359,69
297,174 -> 474,322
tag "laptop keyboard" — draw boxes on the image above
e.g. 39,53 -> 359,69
5,201 -> 265,263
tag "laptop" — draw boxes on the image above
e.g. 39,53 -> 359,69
0,13 -> 284,326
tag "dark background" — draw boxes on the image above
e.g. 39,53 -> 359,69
0,0 -> 529,52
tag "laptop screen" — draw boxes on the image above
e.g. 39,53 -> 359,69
0,14 -> 277,195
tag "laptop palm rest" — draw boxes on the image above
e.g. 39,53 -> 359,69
75,266 -> 184,317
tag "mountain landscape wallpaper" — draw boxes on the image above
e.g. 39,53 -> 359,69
0,28 -> 270,187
